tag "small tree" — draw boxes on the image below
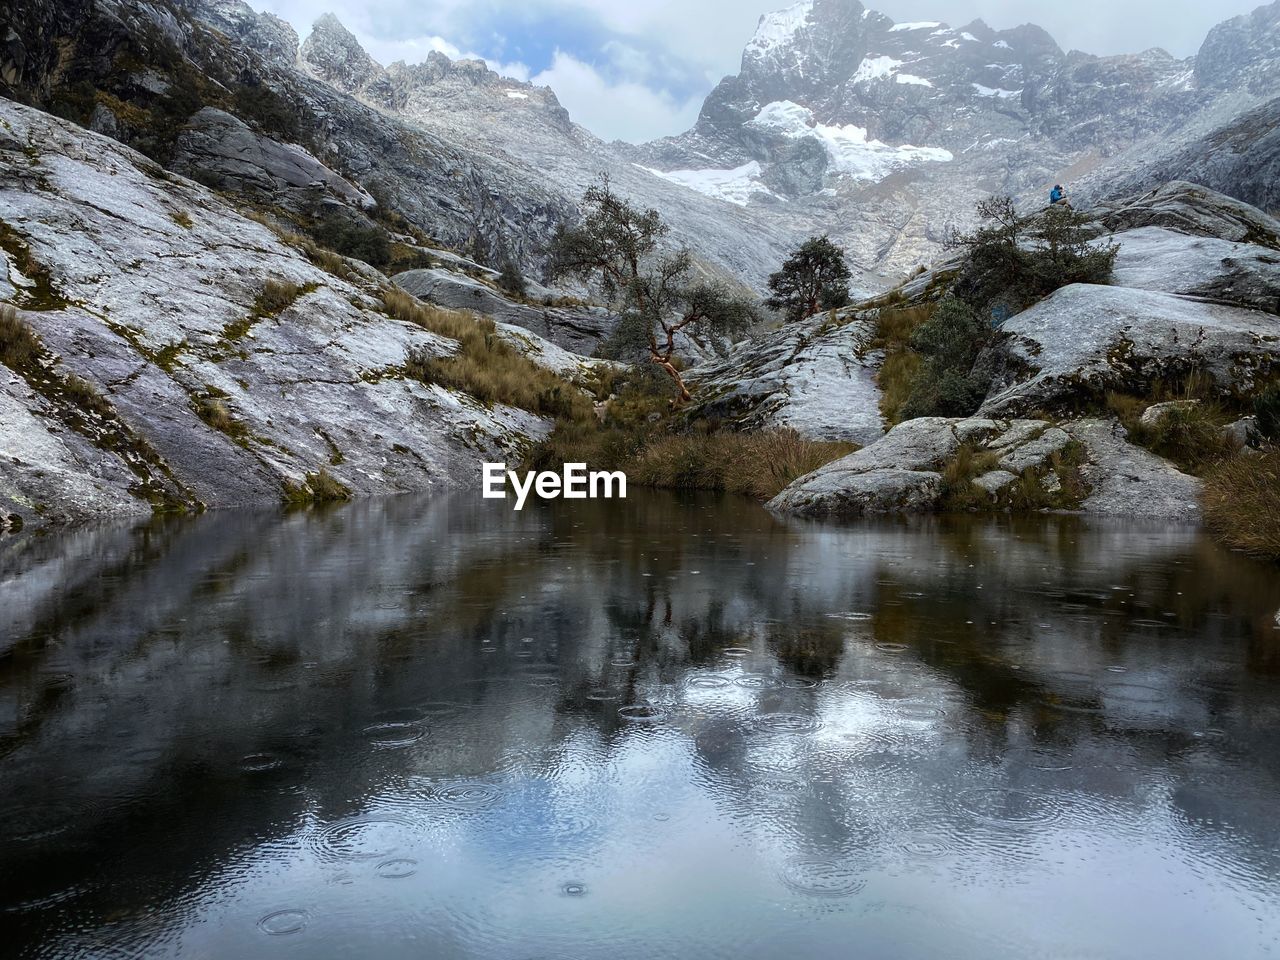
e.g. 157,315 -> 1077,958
765,236 -> 853,322
551,176 -> 757,403
949,196 -> 1118,316
497,258 -> 528,299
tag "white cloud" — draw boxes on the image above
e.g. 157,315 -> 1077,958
530,51 -> 703,142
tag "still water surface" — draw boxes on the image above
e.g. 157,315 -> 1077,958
2,493 -> 1280,959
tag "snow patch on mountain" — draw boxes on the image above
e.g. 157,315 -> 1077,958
747,100 -> 953,181
634,161 -> 775,206
971,83 -> 1022,99
889,21 -> 942,32
746,0 -> 814,56
852,56 -> 904,82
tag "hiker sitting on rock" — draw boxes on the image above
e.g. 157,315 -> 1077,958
1049,184 -> 1071,208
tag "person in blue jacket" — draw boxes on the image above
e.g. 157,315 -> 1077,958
1049,184 -> 1070,208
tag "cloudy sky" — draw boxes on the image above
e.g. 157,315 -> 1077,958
251,0 -> 1258,142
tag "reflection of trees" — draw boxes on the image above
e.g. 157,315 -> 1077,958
766,622 -> 845,677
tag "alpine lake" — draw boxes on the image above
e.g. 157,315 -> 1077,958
3,491 -> 1279,958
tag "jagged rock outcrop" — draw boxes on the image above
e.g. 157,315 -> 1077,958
767,415 -> 1203,522
1095,180 -> 1280,247
1195,0 -> 1280,92
5,0 -> 1280,289
0,100 -> 581,528
1109,227 -> 1280,313
174,0 -> 298,67
689,309 -> 885,445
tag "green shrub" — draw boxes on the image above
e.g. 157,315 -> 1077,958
1254,384 -> 1280,441
938,442 -> 1002,510
311,216 -> 390,268
496,259 -> 528,299
868,304 -> 932,425
899,297 -> 994,419
283,469 -> 351,504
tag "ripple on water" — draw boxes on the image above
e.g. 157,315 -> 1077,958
363,720 -> 424,748
423,781 -> 505,814
258,909 -> 309,936
749,770 -> 810,799
874,642 -> 909,653
734,674 -> 781,690
307,814 -> 420,862
825,612 -> 873,622
239,753 -> 286,774
720,647 -> 753,658
894,701 -> 947,722
1103,682 -> 1165,704
560,881 -> 588,897
754,713 -> 821,734
899,835 -> 953,860
783,676 -> 821,689
956,786 -> 1062,827
417,701 -> 465,717
778,856 -> 866,898
685,674 -> 732,689
617,704 -> 664,722
376,857 -> 418,879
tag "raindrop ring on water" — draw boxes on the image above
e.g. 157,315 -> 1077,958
258,909 -> 308,936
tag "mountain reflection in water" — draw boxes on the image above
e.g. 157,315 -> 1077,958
2,492 -> 1279,959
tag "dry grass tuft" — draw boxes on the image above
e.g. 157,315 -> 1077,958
938,442 -> 1002,510
385,288 -> 592,421
61,373 -> 114,420
627,429 -> 855,501
194,395 -> 248,440
1204,451 -> 1280,561
870,304 -> 934,426
284,468 -> 352,504
255,279 -> 304,316
0,305 -> 42,370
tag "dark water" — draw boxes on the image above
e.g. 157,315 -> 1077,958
3,493 -> 1280,959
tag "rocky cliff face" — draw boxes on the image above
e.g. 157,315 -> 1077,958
0,0 -> 575,276
0,100 -> 594,528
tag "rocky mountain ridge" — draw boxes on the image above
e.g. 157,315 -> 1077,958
629,0 -> 1280,275
5,0 -> 1277,288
